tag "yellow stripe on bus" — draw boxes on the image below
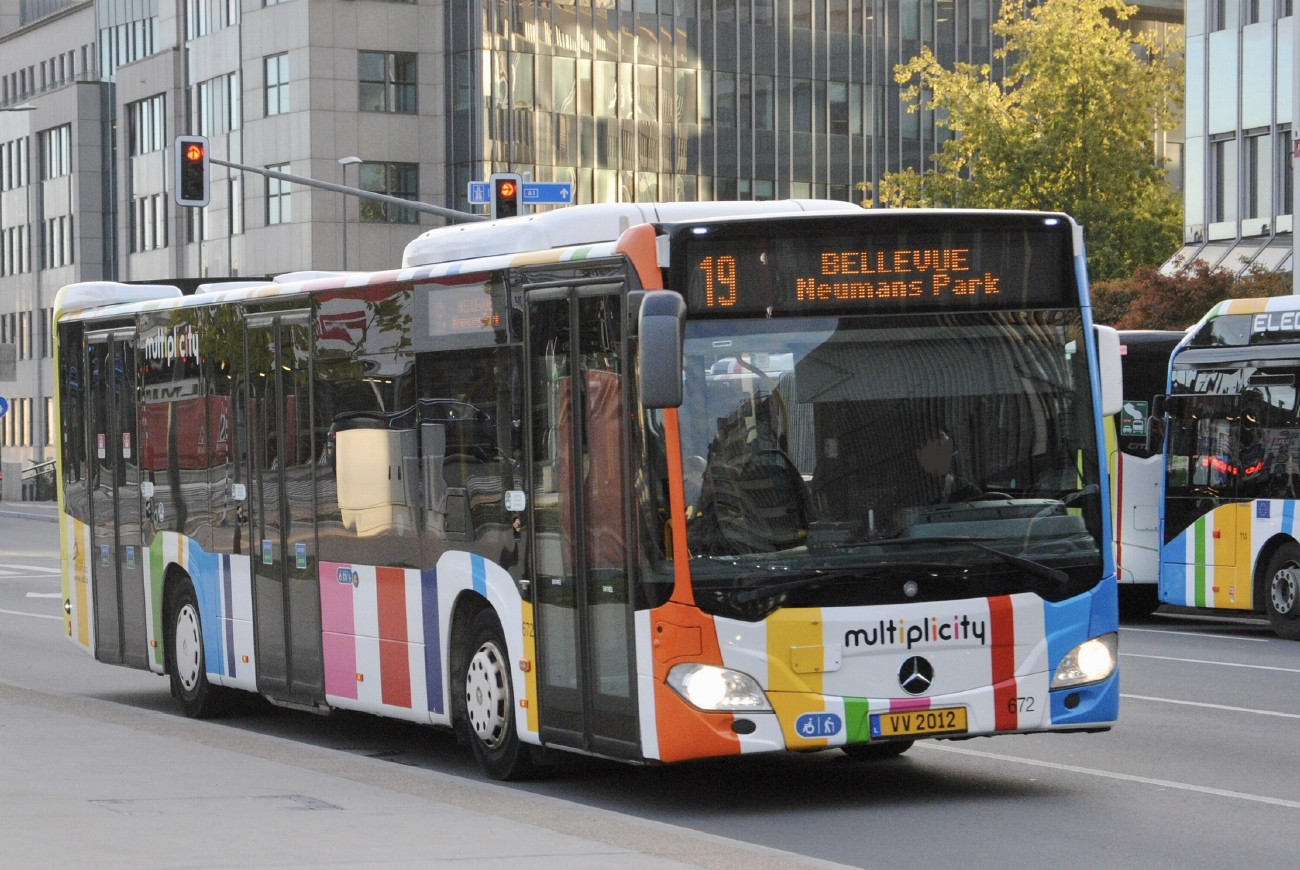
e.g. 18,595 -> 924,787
766,608 -> 826,746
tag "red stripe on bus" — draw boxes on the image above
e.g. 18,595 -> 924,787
989,595 -> 1018,731
377,566 -> 412,708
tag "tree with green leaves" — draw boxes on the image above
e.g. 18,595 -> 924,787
868,0 -> 1183,282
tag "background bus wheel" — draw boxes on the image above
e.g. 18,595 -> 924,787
842,740 -> 913,760
1264,544 -> 1300,641
461,610 -> 534,780
168,583 -> 233,718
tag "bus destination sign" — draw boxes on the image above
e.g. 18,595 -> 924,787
679,220 -> 1074,316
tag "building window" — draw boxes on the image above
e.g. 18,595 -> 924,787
39,124 -> 71,179
267,163 -> 291,225
358,51 -> 417,114
131,194 -> 167,252
0,137 -> 29,191
1281,0 -> 1294,17
1210,0 -> 1229,30
1244,132 -> 1270,220
359,162 -> 419,223
1211,135 -> 1238,224
1,226 -> 30,276
1245,0 -> 1260,24
265,53 -> 289,116
41,215 -> 73,268
196,71 -> 240,136
127,94 -> 166,156
1282,127 -> 1295,216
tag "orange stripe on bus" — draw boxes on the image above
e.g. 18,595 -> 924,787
649,600 -> 740,762
663,408 -> 693,606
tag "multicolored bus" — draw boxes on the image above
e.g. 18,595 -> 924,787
1160,296 -> 1300,640
55,203 -> 1123,779
1108,330 -> 1185,618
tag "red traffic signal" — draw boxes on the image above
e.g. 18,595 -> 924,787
490,173 -> 522,220
174,135 -> 211,208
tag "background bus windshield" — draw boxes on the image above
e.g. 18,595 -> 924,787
677,310 -> 1103,615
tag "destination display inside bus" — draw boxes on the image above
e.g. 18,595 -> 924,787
678,223 -> 1074,315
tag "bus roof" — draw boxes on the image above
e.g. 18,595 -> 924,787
401,199 -> 860,268
1205,296 -> 1300,320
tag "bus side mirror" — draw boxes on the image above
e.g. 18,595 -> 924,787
1094,325 -> 1123,417
639,290 -> 686,409
1145,416 -> 1165,455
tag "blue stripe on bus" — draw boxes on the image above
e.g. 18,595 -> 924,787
1284,500 -> 1295,534
471,554 -> 487,596
421,568 -> 443,715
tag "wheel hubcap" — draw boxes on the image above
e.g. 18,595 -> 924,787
465,640 -> 509,750
175,603 -> 203,692
1272,565 -> 1300,618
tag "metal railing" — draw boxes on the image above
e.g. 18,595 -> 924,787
21,458 -> 55,501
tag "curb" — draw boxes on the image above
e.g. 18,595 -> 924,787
0,507 -> 58,523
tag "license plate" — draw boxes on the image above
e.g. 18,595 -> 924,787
870,706 -> 968,738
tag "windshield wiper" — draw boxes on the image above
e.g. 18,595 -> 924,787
863,537 -> 1070,585
720,569 -> 880,605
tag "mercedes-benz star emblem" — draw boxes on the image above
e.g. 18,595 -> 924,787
898,656 -> 934,695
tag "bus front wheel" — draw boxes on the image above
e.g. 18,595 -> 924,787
1264,545 -> 1300,641
460,609 -> 534,780
167,582 -> 234,718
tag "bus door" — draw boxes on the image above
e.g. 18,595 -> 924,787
525,280 -> 639,758
243,311 -> 323,706
84,328 -> 148,668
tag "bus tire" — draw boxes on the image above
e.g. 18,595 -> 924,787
167,582 -> 234,718
842,740 -> 913,760
460,609 -> 534,780
1263,544 -> 1300,641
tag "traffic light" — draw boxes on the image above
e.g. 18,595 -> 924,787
174,135 -> 211,207
490,172 -> 522,220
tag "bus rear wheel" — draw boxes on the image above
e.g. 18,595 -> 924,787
167,582 -> 234,718
1264,544 -> 1300,641
842,740 -> 913,760
460,609 -> 534,780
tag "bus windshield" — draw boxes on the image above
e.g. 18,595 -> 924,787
677,309 -> 1103,616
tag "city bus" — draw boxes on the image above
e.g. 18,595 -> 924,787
1109,330 -> 1185,618
1159,296 -> 1300,640
55,203 -> 1124,779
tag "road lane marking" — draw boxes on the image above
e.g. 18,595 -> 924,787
1120,627 -> 1269,642
0,607 -> 62,621
917,743 -> 1300,809
1122,693 -> 1300,720
0,564 -> 60,574
1121,653 -> 1300,675
25,592 -> 61,599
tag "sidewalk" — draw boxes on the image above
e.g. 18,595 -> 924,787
0,499 -> 58,522
0,679 -> 849,870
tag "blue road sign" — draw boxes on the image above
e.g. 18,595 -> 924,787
0,396 -> 8,418
467,181 -> 490,204
521,182 -> 573,204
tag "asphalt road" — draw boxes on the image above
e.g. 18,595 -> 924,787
3,511 -> 1297,869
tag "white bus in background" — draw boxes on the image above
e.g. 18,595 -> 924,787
1109,330 -> 1185,618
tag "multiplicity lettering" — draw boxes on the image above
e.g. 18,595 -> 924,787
844,615 -> 988,650
142,324 -> 200,365
796,248 -> 1001,302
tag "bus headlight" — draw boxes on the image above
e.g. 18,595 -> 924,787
1051,633 -> 1118,689
667,663 -> 772,712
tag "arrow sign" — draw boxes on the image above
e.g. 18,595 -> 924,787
467,181 -> 490,205
0,396 -> 8,419
521,182 -> 573,204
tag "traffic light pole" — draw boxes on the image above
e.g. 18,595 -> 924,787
207,158 -> 486,224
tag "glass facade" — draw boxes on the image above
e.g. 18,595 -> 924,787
446,0 -> 999,212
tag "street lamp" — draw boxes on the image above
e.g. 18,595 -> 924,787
338,156 -> 362,270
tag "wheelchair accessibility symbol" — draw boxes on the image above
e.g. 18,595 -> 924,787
795,712 -> 843,738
